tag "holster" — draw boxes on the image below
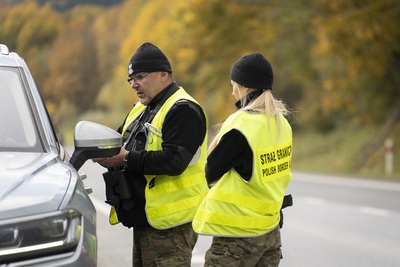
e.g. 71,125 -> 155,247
102,169 -> 134,210
279,194 -> 293,229
281,194 -> 293,209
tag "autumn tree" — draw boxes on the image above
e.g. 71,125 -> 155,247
94,0 -> 190,126
310,0 -> 400,125
43,6 -> 103,117
178,0 -> 314,126
0,2 -> 61,86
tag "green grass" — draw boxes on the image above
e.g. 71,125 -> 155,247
292,124 -> 400,181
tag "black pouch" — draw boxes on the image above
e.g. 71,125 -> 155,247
102,171 -> 120,206
113,169 -> 134,210
102,169 -> 134,210
115,173 -> 148,228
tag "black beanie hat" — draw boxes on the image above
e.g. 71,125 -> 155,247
230,52 -> 273,90
128,42 -> 172,75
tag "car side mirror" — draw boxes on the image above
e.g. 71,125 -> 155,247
69,121 -> 122,171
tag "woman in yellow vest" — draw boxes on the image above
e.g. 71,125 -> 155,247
193,52 -> 293,267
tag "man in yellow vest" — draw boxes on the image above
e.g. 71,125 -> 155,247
193,52 -> 293,266
93,42 -> 208,267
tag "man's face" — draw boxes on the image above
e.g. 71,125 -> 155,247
128,72 -> 165,105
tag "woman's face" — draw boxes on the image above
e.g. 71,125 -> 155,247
231,80 -> 246,101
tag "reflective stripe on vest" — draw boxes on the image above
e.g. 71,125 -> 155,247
193,110 -> 292,237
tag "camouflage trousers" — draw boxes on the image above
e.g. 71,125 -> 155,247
132,223 -> 198,267
204,226 -> 282,267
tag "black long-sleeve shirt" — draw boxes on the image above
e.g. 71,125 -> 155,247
205,90 -> 264,185
116,82 -> 207,227
206,129 -> 253,184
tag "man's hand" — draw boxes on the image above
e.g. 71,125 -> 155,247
92,147 -> 128,168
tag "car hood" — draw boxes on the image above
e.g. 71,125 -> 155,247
0,151 -> 72,220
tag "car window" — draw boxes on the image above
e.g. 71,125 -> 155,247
0,67 -> 42,152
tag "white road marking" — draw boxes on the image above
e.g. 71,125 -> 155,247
304,197 -> 326,206
301,197 -> 391,218
191,255 -> 205,265
358,206 -> 390,217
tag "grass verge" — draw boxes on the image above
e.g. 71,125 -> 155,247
292,124 -> 400,181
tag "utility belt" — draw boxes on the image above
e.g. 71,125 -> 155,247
102,168 -> 134,211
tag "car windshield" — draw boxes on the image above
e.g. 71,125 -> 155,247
0,67 -> 42,152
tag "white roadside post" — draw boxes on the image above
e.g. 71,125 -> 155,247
384,138 -> 393,176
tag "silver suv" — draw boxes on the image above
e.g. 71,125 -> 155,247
0,44 -> 121,266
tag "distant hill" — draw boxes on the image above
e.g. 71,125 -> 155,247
0,0 -> 124,11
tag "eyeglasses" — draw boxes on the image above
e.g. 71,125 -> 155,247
127,72 -> 150,84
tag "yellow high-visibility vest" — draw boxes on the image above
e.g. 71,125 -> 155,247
193,110 -> 292,237
109,87 -> 208,229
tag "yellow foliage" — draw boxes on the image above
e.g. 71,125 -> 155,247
310,0 -> 400,124
1,0 -> 398,129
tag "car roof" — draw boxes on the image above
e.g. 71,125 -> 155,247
0,44 -> 27,68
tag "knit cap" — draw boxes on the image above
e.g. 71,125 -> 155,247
128,42 -> 172,75
230,52 -> 273,90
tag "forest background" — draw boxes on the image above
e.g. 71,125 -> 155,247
1,0 -> 399,179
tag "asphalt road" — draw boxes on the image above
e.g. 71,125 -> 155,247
79,161 -> 400,267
